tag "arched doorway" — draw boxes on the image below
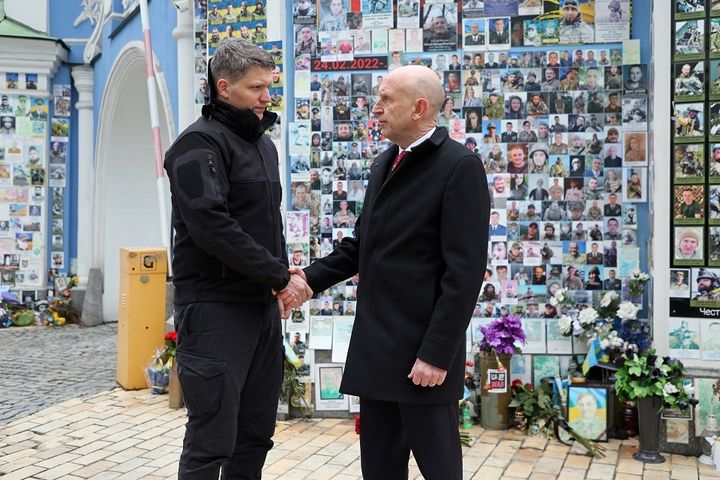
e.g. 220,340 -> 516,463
94,42 -> 174,321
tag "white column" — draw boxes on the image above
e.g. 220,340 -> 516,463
652,3 -> 673,358
71,65 -> 95,284
173,6 -> 195,132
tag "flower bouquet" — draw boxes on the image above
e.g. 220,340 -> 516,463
145,330 -> 177,395
476,314 -> 526,430
613,350 -> 697,463
613,351 -> 696,410
477,314 -> 526,358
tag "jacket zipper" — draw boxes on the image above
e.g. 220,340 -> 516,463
256,144 -> 281,258
206,153 -> 226,278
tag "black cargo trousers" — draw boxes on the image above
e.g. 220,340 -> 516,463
175,301 -> 283,479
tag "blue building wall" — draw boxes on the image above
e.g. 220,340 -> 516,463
47,0 -> 180,274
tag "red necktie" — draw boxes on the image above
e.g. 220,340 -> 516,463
391,150 -> 406,172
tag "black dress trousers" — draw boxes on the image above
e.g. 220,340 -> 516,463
175,302 -> 283,480
359,398 -> 463,480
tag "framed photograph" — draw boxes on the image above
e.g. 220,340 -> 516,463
567,385 -> 609,442
314,363 -> 348,410
532,354 -> 560,385
666,419 -> 691,444
673,184 -> 704,224
669,269 -> 691,298
668,317 -> 701,358
623,168 -> 647,203
55,277 -> 67,293
693,378 -> 718,433
675,0 -> 706,20
675,19 -> 704,60
690,267 -> 720,305
674,143 -> 705,183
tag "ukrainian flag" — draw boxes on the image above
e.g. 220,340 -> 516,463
582,338 -> 609,375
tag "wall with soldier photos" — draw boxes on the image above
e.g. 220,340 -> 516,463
668,0 -> 720,365
0,68 -> 71,298
276,0 -> 654,413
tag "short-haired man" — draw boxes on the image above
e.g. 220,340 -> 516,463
164,39 -> 312,477
293,65 -> 489,479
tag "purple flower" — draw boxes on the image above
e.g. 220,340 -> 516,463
478,314 -> 527,355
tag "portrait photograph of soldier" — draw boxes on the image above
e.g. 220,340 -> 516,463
710,186 -> 720,223
691,268 -> 720,306
673,143 -> 705,183
710,102 -> 720,141
674,62 -> 704,99
674,226 -> 704,265
712,18 -> 720,57
422,3 -> 458,52
675,0 -> 705,19
670,269 -> 691,298
710,61 -> 720,101
674,102 -> 704,140
668,318 -> 700,352
674,185 -> 705,224
711,228 -> 720,266
675,19 -> 704,58
463,19 -> 486,50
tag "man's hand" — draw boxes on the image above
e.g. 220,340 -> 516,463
278,297 -> 291,320
407,358 -> 447,388
274,267 -> 313,309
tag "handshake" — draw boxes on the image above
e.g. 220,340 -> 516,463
274,266 -> 313,319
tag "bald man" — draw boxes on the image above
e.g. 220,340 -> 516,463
292,66 -> 490,479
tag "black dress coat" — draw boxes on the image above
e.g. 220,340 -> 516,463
303,127 -> 490,404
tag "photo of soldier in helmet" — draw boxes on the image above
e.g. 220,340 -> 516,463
693,268 -> 720,303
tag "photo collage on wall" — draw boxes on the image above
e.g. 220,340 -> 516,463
195,0 -> 276,111
49,84 -> 70,275
285,0 -> 647,411
669,0 -> 720,364
0,72 -> 50,292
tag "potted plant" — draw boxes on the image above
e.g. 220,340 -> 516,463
476,314 -> 526,429
613,350 -> 697,463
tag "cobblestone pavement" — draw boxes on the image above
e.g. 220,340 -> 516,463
0,386 -> 717,480
0,324 -> 118,428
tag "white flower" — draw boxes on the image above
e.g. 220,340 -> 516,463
600,291 -> 619,308
557,316 -> 573,335
579,308 -> 599,326
609,335 -> 624,349
617,301 -> 641,321
554,288 -> 567,302
573,319 -> 584,335
639,273 -> 650,282
663,383 -> 678,396
684,384 -> 695,396
655,356 -> 664,369
600,339 -> 609,349
632,269 -> 641,278
549,296 -> 558,307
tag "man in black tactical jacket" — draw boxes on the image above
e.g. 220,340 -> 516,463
164,39 -> 311,479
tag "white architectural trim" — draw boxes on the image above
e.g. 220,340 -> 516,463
0,36 -> 67,76
93,41 -> 175,270
651,4 -> 675,361
72,65 -> 95,284
173,5 -> 194,132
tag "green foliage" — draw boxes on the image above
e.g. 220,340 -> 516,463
282,357 -> 312,419
509,380 -> 563,431
614,349 -> 695,409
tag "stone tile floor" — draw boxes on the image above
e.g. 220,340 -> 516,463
1,387 -> 718,480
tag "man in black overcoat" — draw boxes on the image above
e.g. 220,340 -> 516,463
285,65 -> 490,479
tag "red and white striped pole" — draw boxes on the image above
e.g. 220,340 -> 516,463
139,0 -> 172,274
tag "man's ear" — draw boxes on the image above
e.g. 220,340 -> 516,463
216,78 -> 230,101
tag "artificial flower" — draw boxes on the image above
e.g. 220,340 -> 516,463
617,301 -> 640,321
557,315 -> 573,335
578,307 -> 599,326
